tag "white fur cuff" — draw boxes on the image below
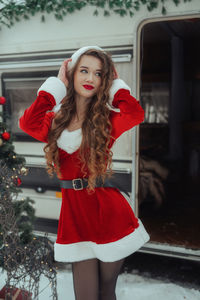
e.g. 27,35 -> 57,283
37,77 -> 67,105
109,79 -> 131,107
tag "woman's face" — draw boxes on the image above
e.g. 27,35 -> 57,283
74,55 -> 102,100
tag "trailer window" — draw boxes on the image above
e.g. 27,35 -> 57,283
3,71 -> 57,141
4,78 -> 43,137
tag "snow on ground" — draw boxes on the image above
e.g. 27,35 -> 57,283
1,266 -> 200,300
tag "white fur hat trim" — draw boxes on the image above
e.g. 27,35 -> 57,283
68,46 -> 104,69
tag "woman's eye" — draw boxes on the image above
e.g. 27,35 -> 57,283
96,72 -> 101,77
80,69 -> 87,74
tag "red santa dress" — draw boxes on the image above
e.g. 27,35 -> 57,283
19,76 -> 150,262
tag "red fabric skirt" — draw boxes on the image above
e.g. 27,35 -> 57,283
54,186 -> 149,262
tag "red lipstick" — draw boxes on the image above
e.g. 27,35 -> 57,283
83,85 -> 94,90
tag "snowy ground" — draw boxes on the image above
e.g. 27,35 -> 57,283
1,263 -> 200,300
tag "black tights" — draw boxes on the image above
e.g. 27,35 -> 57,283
72,258 -> 124,300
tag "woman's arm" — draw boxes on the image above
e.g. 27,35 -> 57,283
19,77 -> 67,142
109,79 -> 144,142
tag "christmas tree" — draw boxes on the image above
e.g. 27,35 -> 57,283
0,96 -> 36,255
0,96 -> 58,299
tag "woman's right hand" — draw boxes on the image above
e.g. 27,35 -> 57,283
57,58 -> 72,87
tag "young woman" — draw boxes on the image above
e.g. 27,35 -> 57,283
19,46 -> 149,300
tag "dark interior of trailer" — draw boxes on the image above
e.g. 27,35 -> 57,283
139,18 -> 200,249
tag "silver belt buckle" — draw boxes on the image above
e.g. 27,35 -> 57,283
72,178 -> 83,190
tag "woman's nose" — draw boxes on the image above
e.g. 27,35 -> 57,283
86,72 -> 93,82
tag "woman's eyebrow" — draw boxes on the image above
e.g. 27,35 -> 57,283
80,66 -> 102,71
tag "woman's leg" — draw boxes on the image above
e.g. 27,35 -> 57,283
99,258 -> 124,300
72,258 -> 99,300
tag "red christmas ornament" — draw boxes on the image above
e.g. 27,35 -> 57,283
0,96 -> 6,105
2,132 -> 10,141
14,177 -> 22,186
17,177 -> 22,186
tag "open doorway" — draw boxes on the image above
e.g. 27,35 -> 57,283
139,18 -> 200,250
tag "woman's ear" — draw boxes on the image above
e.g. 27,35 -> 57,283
113,66 -> 119,80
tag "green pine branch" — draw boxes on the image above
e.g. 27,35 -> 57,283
0,0 -> 194,29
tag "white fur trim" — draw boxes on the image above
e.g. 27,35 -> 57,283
109,79 -> 131,108
54,219 -> 150,262
37,77 -> 67,106
57,128 -> 82,154
68,45 -> 104,69
52,103 -> 62,113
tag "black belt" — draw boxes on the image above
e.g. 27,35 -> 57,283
59,177 -> 129,196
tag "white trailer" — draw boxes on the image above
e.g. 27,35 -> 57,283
0,0 -> 200,261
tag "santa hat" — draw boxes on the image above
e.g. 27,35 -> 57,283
68,45 -> 105,70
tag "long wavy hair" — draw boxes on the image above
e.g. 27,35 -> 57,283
44,49 -> 115,190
